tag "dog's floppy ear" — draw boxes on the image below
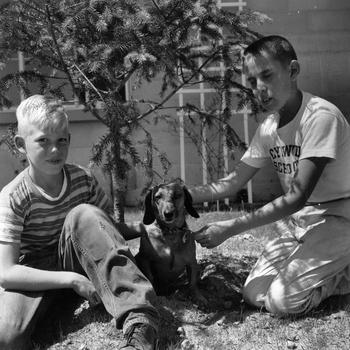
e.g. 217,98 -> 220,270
183,187 -> 199,218
143,189 -> 156,225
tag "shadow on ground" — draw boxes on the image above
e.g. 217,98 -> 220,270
31,252 -> 350,349
31,252 -> 255,349
155,253 -> 257,348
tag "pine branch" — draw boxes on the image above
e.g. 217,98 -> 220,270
45,3 -> 76,96
72,63 -> 106,101
19,0 -> 46,16
135,45 -> 223,123
45,3 -> 107,125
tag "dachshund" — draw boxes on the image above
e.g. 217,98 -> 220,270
135,179 -> 206,303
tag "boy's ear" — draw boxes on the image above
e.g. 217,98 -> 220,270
14,135 -> 26,154
289,60 -> 300,81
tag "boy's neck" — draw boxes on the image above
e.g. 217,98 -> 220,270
278,89 -> 303,128
28,168 -> 65,197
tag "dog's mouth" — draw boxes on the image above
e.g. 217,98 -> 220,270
163,211 -> 176,223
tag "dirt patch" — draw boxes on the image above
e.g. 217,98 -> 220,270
196,254 -> 256,312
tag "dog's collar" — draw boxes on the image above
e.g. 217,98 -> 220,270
155,222 -> 192,243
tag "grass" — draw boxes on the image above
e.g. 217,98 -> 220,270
33,209 -> 350,350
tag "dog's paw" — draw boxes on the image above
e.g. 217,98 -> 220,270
191,288 -> 208,308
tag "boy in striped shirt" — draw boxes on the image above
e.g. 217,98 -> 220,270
0,95 -> 159,350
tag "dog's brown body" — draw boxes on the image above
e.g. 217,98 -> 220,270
136,180 -> 203,298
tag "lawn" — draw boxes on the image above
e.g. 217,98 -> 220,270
33,210 -> 350,350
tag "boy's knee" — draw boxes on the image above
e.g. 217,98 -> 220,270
242,274 -> 275,308
60,204 -> 104,246
265,279 -> 311,316
264,284 -> 290,315
67,203 -> 101,222
243,276 -> 314,315
0,318 -> 29,350
242,284 -> 265,308
65,204 -> 108,233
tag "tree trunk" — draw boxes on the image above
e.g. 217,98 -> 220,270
111,170 -> 127,223
111,138 -> 127,223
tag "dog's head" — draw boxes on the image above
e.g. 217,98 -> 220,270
143,179 -> 199,226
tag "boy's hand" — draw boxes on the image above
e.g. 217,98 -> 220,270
71,273 -> 101,305
194,221 -> 233,248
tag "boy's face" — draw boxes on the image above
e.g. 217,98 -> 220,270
16,120 -> 70,178
244,51 -> 298,113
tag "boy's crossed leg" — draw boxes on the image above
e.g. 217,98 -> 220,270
0,204 -> 158,349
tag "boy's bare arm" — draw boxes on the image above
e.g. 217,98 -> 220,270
188,161 -> 259,204
0,242 -> 100,303
195,157 -> 329,248
235,157 -> 329,227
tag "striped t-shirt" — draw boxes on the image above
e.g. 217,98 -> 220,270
0,163 -> 112,255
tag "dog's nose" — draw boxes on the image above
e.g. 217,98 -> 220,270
164,211 -> 174,221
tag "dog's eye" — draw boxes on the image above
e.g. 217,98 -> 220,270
154,194 -> 161,201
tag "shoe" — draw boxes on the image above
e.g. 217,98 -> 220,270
119,323 -> 159,350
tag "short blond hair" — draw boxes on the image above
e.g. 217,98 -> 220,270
16,95 -> 69,136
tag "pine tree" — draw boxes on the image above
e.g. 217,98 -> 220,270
0,0 -> 267,221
